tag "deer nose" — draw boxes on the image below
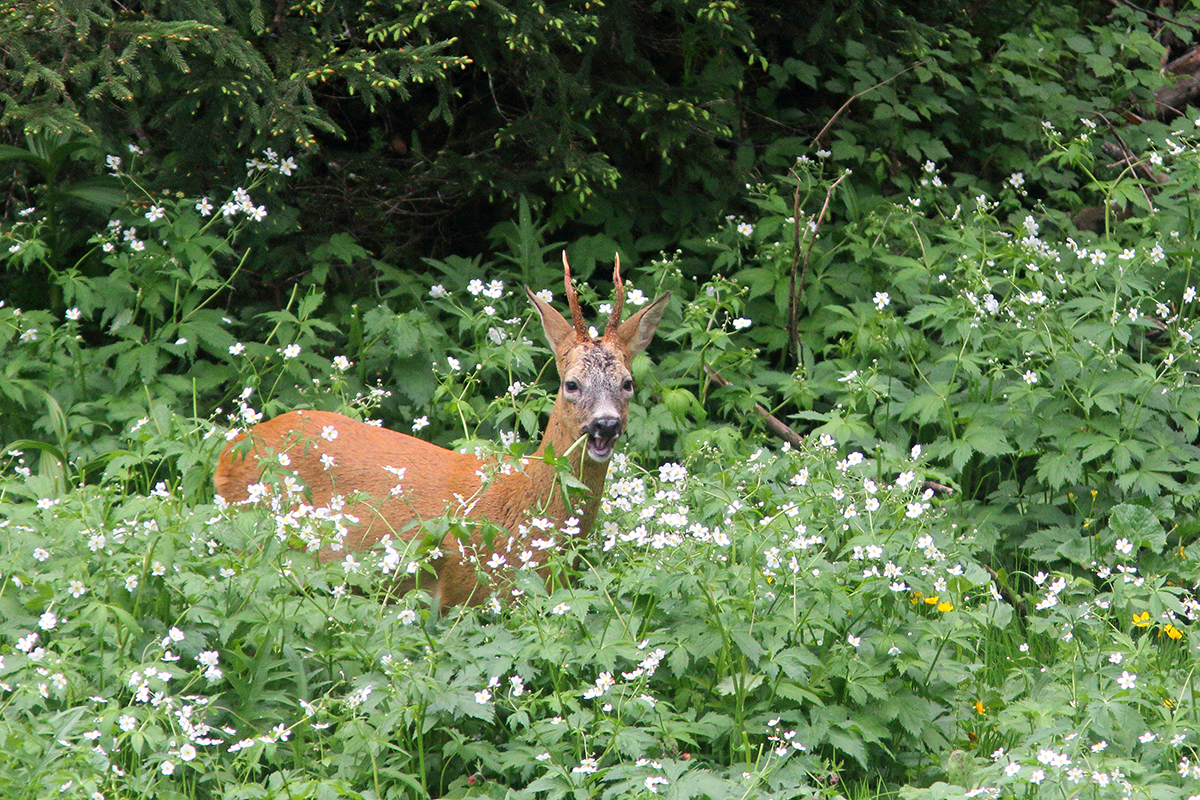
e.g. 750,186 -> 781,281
590,417 -> 622,439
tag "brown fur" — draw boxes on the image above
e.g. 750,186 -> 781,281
214,261 -> 668,607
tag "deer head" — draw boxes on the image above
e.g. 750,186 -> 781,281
525,253 -> 669,463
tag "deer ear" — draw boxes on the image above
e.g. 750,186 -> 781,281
526,286 -> 576,355
617,292 -> 670,357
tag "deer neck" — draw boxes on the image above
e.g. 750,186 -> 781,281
517,394 -> 609,537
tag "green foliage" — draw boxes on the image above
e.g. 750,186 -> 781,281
704,115 -> 1200,569
8,3 -> 1200,799
4,360 -> 1200,798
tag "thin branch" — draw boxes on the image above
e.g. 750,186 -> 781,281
811,61 -> 925,150
705,367 -> 804,450
706,366 -> 956,499
1109,0 -> 1200,34
787,170 -> 848,364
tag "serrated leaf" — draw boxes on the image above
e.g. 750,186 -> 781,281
714,673 -> 764,697
1035,450 -> 1083,489
1108,504 -> 1165,552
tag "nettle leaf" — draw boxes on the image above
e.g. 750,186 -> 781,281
898,387 -> 949,426
1107,504 -> 1164,553
714,673 -> 764,697
1035,450 -> 1083,489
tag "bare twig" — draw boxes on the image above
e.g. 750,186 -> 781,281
811,61 -> 925,150
704,367 -> 804,449
787,170 -> 848,364
707,367 -> 957,498
1109,0 -> 1200,34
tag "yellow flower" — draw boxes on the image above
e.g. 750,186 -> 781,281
1162,623 -> 1183,640
1133,611 -> 1151,628
974,700 -> 985,715
938,601 -> 954,613
925,595 -> 939,605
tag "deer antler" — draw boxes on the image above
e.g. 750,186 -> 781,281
562,251 -> 589,342
604,253 -> 625,339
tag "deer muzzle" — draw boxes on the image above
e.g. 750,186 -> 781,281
584,417 -> 622,462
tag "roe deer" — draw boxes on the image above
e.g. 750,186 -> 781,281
214,254 -> 669,607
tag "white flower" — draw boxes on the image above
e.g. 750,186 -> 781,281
1023,370 -> 1038,385
1115,538 -> 1133,555
332,355 -> 351,371
572,757 -> 599,774
467,279 -> 484,296
412,416 -> 429,432
1116,670 -> 1137,690
447,356 -> 460,371
38,611 -> 57,630
873,291 -> 891,310
737,221 -> 754,237
732,317 -> 752,330
320,425 -> 338,442
1185,286 -> 1197,303
1008,172 -> 1025,189
178,743 -> 197,761
229,342 -> 245,356
658,462 -> 687,483
430,284 -> 448,298
144,205 -> 166,222
282,343 -> 301,359
474,688 -> 492,704
551,602 -> 571,615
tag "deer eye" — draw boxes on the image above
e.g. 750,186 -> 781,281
564,380 -> 580,394
622,378 -> 635,392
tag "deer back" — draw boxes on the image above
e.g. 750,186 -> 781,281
214,255 -> 669,606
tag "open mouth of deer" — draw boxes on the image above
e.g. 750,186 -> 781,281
585,418 -> 622,462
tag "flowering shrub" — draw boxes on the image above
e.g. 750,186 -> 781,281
4,385 -> 1200,799
706,116 -> 1200,571
7,99 -> 1200,800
